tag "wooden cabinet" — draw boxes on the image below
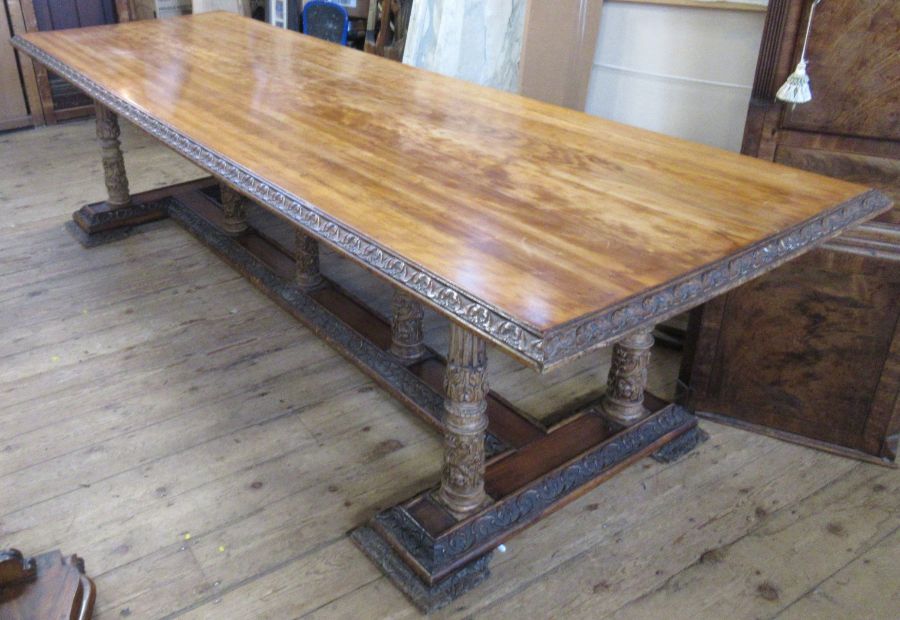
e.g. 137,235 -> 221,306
1,2 -> 30,130
683,0 -> 899,464
1,0 -> 44,129
25,0 -> 122,124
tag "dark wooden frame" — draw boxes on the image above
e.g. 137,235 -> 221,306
681,0 -> 900,466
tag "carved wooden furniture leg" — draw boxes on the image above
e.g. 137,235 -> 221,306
294,228 -> 324,289
599,327 -> 654,427
69,102 -> 170,246
390,291 -> 426,362
96,104 -> 131,209
435,324 -> 490,518
162,192 -> 703,612
219,184 -> 248,236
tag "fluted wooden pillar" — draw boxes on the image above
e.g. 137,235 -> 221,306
294,228 -> 323,289
436,323 -> 490,518
95,103 -> 131,208
219,184 -> 247,236
390,291 -> 426,361
599,327 -> 654,427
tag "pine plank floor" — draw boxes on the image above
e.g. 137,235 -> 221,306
1,120 -> 897,619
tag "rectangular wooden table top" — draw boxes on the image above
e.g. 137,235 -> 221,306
13,13 -> 890,370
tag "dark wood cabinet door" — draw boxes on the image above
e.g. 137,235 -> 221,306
781,0 -> 899,141
686,0 -> 900,465
31,0 -> 118,31
24,0 -> 120,123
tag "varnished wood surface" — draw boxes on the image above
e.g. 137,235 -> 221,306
13,14 -> 886,348
2,121 -> 898,618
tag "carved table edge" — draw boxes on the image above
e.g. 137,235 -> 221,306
12,36 -> 892,372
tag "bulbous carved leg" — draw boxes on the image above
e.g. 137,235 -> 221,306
436,324 -> 490,519
95,103 -> 130,208
599,327 -> 654,427
295,228 -> 324,289
390,291 -> 426,362
219,183 -> 248,236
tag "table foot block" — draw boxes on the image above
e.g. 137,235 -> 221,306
354,405 -> 697,607
68,178 -> 215,247
350,525 -> 492,613
652,424 -> 709,463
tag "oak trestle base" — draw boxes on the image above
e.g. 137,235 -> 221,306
65,183 -> 703,611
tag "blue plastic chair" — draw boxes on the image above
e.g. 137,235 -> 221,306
302,0 -> 350,46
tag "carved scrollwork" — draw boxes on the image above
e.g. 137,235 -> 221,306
17,39 -> 888,371
94,103 -> 130,207
294,228 -> 323,289
600,328 -> 654,426
443,433 -> 484,491
390,291 -> 426,361
219,183 -> 248,235
437,324 -> 489,518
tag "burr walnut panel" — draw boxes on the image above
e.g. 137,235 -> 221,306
14,13 -> 888,369
781,0 -> 899,141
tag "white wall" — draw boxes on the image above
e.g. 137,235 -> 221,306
585,2 -> 766,152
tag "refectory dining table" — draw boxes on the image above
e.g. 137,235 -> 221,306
12,12 -> 891,611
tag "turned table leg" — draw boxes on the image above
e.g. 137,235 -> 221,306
599,327 -> 654,427
219,184 -> 247,236
295,228 -> 324,289
390,291 -> 426,362
95,103 -> 131,208
70,102 -> 168,245
436,324 -> 490,519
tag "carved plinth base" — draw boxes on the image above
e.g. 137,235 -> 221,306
351,404 -> 697,610
652,424 -> 709,463
69,202 -> 168,247
67,178 -> 215,247
350,526 -> 492,613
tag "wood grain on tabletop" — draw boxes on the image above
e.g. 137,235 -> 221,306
18,12 -> 875,333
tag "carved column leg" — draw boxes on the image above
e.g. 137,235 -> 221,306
390,291 -> 426,362
436,324 -> 490,519
70,103 -> 168,246
95,103 -> 131,208
295,228 -> 324,289
219,183 -> 248,236
599,327 -> 654,427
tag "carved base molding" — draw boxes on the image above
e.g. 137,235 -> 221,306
73,182 -> 704,611
68,178 -> 215,247
651,424 -> 709,463
352,404 -> 696,611
349,526 -> 493,613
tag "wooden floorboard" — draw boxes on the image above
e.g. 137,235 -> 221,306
1,119 -> 897,619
